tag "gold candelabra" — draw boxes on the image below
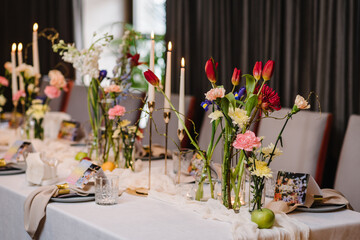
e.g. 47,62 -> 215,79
177,128 -> 185,184
163,112 -> 171,175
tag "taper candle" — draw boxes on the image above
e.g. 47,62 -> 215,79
164,42 -> 172,112
32,23 -> 40,76
148,31 -> 155,103
11,43 -> 17,97
178,58 -> 185,130
17,43 -> 24,91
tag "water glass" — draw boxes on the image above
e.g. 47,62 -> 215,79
172,149 -> 194,175
95,175 -> 119,205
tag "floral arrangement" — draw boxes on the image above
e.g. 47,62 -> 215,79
53,28 -> 144,164
23,69 -> 67,139
144,58 -> 311,213
0,76 -> 9,113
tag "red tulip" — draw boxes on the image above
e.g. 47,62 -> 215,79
143,69 -> 160,86
253,61 -> 262,80
262,60 -> 274,81
231,68 -> 241,86
205,58 -> 218,83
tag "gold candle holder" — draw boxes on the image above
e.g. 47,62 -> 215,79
163,112 -> 171,175
135,101 -> 155,196
177,129 -> 185,184
148,101 -> 155,190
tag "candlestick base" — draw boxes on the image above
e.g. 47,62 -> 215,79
177,129 -> 185,142
163,112 -> 171,124
148,101 -> 155,113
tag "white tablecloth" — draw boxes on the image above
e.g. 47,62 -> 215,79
1,134 -> 360,239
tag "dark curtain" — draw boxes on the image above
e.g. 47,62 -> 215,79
166,0 -> 360,188
0,0 -> 74,111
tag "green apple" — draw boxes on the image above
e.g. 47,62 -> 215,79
251,208 -> 275,229
75,152 -> 88,161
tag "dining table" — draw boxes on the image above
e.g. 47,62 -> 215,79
1,128 -> 360,240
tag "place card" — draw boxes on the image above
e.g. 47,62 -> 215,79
57,120 -> 81,141
66,160 -> 106,189
3,140 -> 35,163
274,171 -> 322,205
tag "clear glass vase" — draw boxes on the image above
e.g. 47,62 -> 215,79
248,174 -> 266,212
33,118 -> 44,140
122,137 -> 135,170
188,161 -> 220,201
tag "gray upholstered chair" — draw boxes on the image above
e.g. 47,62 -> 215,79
334,114 -> 360,212
257,108 -> 332,186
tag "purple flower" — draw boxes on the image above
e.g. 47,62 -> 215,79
99,70 -> 107,81
201,100 -> 212,111
234,87 -> 246,100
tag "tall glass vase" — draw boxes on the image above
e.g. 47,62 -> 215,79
248,174 -> 266,212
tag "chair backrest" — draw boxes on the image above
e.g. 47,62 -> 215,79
65,84 -> 90,126
140,92 -> 196,151
118,92 -> 145,125
334,115 -> 360,211
257,108 -> 332,186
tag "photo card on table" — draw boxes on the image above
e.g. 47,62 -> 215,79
66,159 -> 106,189
3,140 -> 35,163
57,120 -> 81,141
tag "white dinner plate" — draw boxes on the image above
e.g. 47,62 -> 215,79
51,195 -> 95,203
296,204 -> 346,212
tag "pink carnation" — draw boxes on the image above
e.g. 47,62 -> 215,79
0,76 -> 9,87
233,130 -> 262,151
205,87 -> 226,101
49,70 -> 68,91
104,84 -> 122,93
44,86 -> 61,99
108,105 -> 126,119
12,90 -> 26,102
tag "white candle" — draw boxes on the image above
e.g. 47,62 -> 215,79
148,31 -> 155,103
164,42 -> 172,113
17,43 -> 25,91
11,43 -> 17,97
32,23 -> 40,76
178,58 -> 185,130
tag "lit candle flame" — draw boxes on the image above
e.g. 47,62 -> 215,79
181,57 -> 185,68
18,43 -> 23,52
168,41 -> 172,51
33,23 -> 38,31
11,43 -> 17,52
151,31 -> 154,40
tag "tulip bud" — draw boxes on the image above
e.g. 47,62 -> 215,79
262,60 -> 274,81
205,58 -> 218,83
143,69 -> 160,86
231,68 -> 241,86
253,61 -> 262,80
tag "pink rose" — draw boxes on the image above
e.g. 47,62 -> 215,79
49,70 -> 68,91
233,130 -> 262,151
44,86 -> 61,99
108,105 -> 126,119
104,84 -> 122,93
0,76 -> 9,87
12,90 -> 26,102
205,87 -> 226,101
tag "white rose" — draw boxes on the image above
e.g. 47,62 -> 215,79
24,65 -> 35,79
4,62 -> 12,73
294,95 -> 310,110
0,95 -> 7,106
